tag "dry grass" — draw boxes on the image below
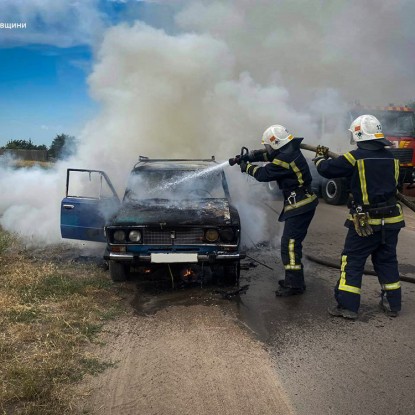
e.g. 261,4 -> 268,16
0,228 -> 127,414
11,160 -> 54,169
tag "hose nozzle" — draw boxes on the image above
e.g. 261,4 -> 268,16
228,157 -> 239,166
228,146 -> 249,166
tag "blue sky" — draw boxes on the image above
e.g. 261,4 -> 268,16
0,0 -> 175,147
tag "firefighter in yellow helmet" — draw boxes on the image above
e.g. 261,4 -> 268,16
314,114 -> 405,320
234,124 -> 318,296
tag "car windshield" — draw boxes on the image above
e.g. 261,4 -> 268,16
124,168 -> 227,201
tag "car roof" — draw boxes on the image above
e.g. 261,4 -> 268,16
132,157 -> 218,172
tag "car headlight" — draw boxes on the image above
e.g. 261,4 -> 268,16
205,228 -> 219,242
219,227 -> 235,242
129,230 -> 142,242
113,230 -> 126,242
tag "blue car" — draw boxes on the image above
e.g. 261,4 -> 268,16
61,157 -> 245,284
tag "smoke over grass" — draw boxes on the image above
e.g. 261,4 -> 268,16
1,0 -> 414,244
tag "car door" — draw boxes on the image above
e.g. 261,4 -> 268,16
60,169 -> 120,242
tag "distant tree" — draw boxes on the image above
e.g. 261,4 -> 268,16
3,139 -> 46,150
407,100 -> 415,109
48,134 -> 77,160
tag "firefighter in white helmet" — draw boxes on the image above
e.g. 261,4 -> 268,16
232,124 -> 318,296
314,114 -> 405,320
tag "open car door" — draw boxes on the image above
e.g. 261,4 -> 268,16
60,169 -> 120,242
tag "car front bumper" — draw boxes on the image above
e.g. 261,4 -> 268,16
104,250 -> 246,263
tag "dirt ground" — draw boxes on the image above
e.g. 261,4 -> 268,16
74,303 -> 294,415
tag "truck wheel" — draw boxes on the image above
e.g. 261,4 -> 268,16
322,178 -> 349,205
222,261 -> 241,286
109,261 -> 128,282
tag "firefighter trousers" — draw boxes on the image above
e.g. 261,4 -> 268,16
335,227 -> 402,313
280,209 -> 316,289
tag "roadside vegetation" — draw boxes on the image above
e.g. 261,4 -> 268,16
1,134 -> 77,160
10,160 -> 55,169
0,227 -> 127,414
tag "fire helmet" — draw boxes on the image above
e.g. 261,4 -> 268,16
261,125 -> 294,150
349,115 -> 391,145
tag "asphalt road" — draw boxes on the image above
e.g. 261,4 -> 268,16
235,200 -> 415,415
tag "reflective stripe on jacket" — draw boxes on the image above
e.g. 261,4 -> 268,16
316,147 -> 405,230
245,138 -> 318,221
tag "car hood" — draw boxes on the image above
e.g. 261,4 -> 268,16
111,198 -> 233,226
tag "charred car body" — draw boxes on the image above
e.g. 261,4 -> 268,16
60,157 -> 244,284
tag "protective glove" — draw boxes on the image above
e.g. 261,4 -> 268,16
313,156 -> 325,166
246,149 -> 267,162
240,160 -> 248,173
315,145 -> 329,159
352,212 -> 374,237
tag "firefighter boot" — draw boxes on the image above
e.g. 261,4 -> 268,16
328,305 -> 358,320
275,280 -> 305,297
379,295 -> 399,318
278,279 -> 306,291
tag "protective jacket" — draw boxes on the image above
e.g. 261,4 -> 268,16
245,137 -> 318,221
316,146 -> 405,231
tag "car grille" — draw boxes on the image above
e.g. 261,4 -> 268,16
389,148 -> 414,164
142,228 -> 205,245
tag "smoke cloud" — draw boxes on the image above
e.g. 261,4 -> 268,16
1,0 -> 414,246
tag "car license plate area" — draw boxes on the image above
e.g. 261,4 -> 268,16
150,253 -> 198,263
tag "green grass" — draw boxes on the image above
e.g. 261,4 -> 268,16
0,229 -> 14,254
0,227 -> 127,414
16,273 -> 113,304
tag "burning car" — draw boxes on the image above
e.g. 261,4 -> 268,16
60,156 -> 244,284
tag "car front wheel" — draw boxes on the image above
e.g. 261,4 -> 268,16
109,260 -> 128,282
222,261 -> 240,286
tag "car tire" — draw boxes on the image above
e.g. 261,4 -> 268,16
321,178 -> 349,205
109,260 -> 128,282
223,261 -> 240,286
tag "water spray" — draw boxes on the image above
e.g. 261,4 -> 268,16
148,160 -> 230,194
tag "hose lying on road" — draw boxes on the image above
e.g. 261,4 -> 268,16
300,143 -> 415,214
305,254 -> 415,284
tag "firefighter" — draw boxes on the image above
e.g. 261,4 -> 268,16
236,125 -> 318,296
314,114 -> 405,320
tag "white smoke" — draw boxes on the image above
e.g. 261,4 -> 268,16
1,0 -> 414,245
0,165 -> 62,242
